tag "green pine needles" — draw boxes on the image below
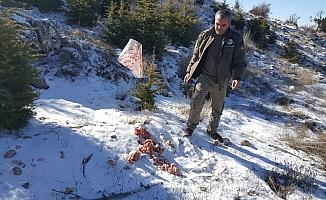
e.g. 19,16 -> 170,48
0,17 -> 38,130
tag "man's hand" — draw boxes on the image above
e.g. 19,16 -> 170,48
231,79 -> 240,90
183,73 -> 191,83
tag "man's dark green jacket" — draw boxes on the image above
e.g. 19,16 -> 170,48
186,27 -> 247,84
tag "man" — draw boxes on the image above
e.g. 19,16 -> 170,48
183,10 -> 247,142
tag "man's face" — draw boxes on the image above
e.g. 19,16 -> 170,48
215,15 -> 230,35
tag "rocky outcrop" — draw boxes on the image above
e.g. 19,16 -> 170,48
12,12 -> 61,54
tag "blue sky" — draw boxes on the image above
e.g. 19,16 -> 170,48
225,0 -> 326,25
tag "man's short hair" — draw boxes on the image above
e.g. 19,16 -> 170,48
215,9 -> 232,22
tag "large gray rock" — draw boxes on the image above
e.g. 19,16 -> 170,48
12,11 -> 61,53
30,18 -> 61,53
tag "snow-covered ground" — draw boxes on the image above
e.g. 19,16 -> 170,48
1,1 -> 326,199
1,69 -> 325,199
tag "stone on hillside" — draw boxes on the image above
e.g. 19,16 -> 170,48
21,182 -> 30,189
240,140 -> 252,147
4,150 -> 17,158
12,167 -> 22,175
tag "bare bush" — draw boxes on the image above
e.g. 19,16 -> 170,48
243,31 -> 255,50
285,14 -> 300,27
265,161 -> 316,199
249,3 -> 271,19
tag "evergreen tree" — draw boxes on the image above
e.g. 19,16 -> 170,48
247,18 -> 270,49
249,3 -> 271,19
132,0 -> 166,54
66,0 -> 98,26
232,11 -> 245,32
282,40 -> 301,63
29,0 -> 62,11
234,0 -> 241,11
134,54 -> 158,111
0,0 -> 62,11
104,0 -> 133,46
177,0 -> 198,46
0,17 -> 38,130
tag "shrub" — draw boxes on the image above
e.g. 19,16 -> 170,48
314,11 -> 326,32
243,31 -> 255,50
282,40 -> 301,63
285,14 -> 300,27
27,0 -> 62,11
213,0 -> 229,13
234,0 -> 241,11
249,3 -> 271,19
161,0 -> 198,46
247,18 -> 270,49
265,161 -> 316,199
0,16 -> 38,130
232,11 -> 245,32
284,124 -> 326,170
134,55 -> 159,111
104,0 -> 198,55
66,0 -> 98,26
0,0 -> 62,11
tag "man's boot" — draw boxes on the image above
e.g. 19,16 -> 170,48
183,127 -> 194,138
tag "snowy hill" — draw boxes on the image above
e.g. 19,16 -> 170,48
1,1 -> 326,200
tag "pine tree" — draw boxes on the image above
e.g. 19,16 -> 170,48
282,40 -> 301,63
234,0 -> 241,11
104,0 -> 133,46
29,0 -> 62,11
132,0 -> 166,54
66,0 -> 98,26
134,54 -> 158,111
1,0 -> 62,11
0,17 -> 38,130
161,0 -> 197,46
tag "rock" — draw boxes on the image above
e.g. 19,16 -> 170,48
110,135 -> 117,139
13,11 -> 61,54
12,167 -> 22,175
58,47 -> 82,64
21,182 -> 30,189
107,159 -> 117,167
60,151 -> 65,159
4,150 -> 17,158
240,140 -> 252,147
29,18 -> 61,53
64,187 -> 75,195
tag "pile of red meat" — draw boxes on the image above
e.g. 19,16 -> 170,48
127,127 -> 179,176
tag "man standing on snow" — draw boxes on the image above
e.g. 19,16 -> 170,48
183,10 -> 247,142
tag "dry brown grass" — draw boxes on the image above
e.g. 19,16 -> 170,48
284,124 -> 326,171
296,69 -> 317,86
243,31 -> 255,51
265,161 -> 316,199
177,106 -> 190,117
